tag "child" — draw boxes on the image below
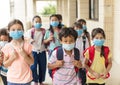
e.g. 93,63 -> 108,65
44,14 -> 62,56
84,28 -> 112,85
77,19 -> 91,46
1,19 -> 34,85
73,22 -> 90,85
24,15 -> 47,85
48,27 -> 82,85
56,14 -> 66,28
0,28 -> 9,85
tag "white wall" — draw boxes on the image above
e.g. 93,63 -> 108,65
0,0 -> 10,28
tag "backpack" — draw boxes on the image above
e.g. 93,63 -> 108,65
49,46 -> 80,78
31,28 -> 45,39
83,46 -> 110,80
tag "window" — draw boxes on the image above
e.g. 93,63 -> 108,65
89,0 -> 99,20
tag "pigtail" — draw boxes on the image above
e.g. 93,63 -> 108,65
100,45 -> 105,57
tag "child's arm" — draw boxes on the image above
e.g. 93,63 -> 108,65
3,50 -> 18,67
43,35 -> 54,44
48,60 -> 64,70
84,58 -> 101,79
101,57 -> 112,79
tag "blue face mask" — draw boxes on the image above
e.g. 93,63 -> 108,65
34,23 -> 42,29
50,21 -> 59,27
93,39 -> 105,46
82,25 -> 87,30
62,43 -> 75,51
76,29 -> 83,36
9,30 -> 24,40
0,41 -> 8,47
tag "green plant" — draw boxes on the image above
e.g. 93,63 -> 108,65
40,4 -> 56,16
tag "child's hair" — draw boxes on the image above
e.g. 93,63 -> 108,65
59,27 -> 78,41
91,27 -> 106,39
8,19 -> 24,40
77,19 -> 86,24
0,28 -> 9,37
49,14 -> 62,34
73,21 -> 82,28
32,15 -> 41,22
56,14 -> 62,21
91,27 -> 106,57
0,28 -> 10,42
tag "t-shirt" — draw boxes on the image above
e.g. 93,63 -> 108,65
24,29 -> 45,52
44,30 -> 61,50
75,36 -> 89,62
1,41 -> 33,83
48,49 -> 81,85
84,50 -> 112,84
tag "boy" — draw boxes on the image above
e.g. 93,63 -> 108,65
48,27 -> 82,85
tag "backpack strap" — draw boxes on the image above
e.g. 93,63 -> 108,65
74,48 -> 80,61
56,46 -> 63,60
31,28 -> 35,39
103,46 -> 109,68
82,36 -> 86,50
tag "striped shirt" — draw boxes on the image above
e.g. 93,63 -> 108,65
49,49 -> 81,85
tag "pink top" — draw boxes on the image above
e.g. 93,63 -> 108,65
1,41 -> 33,83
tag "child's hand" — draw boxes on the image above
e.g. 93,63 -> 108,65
72,60 -> 82,68
48,35 -> 54,41
100,71 -> 108,79
92,71 -> 101,79
55,60 -> 64,68
10,50 -> 18,61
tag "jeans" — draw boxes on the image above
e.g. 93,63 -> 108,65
31,51 -> 46,83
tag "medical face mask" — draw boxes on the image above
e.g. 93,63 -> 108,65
50,21 -> 59,27
62,43 -> 75,51
0,41 -> 8,47
76,29 -> 83,36
9,30 -> 24,40
93,39 -> 105,46
34,23 -> 42,29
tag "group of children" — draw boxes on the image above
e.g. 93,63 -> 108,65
0,14 -> 112,85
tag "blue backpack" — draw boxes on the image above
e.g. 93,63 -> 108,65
49,46 -> 80,78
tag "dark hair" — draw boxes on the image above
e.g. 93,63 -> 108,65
91,27 -> 106,57
59,27 -> 78,41
0,28 -> 8,36
56,14 -> 62,21
91,28 -> 106,39
49,14 -> 62,34
32,15 -> 41,22
8,19 -> 24,40
73,22 -> 82,28
77,19 -> 86,24
0,28 -> 11,42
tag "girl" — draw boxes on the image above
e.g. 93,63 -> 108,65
24,15 -> 46,85
0,28 -> 9,85
84,28 -> 112,85
44,14 -> 62,56
73,22 -> 90,85
48,28 -> 82,85
77,19 -> 91,46
1,19 -> 34,85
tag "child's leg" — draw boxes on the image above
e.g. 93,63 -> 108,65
38,51 -> 47,83
1,75 -> 7,85
30,51 -> 39,83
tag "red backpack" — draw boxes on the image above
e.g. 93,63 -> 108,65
83,46 -> 110,80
